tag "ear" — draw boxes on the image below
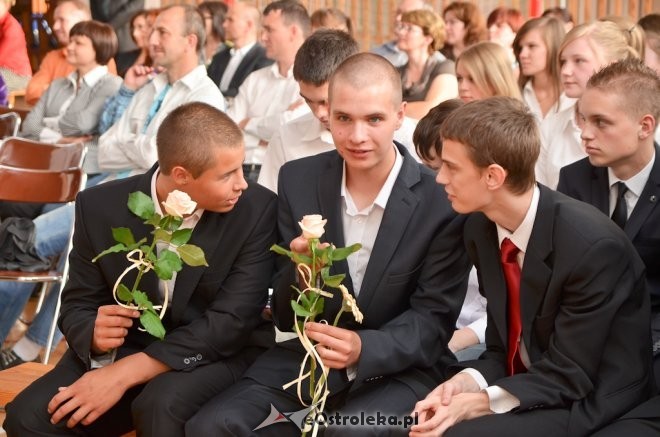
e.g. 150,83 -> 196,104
186,33 -> 198,52
395,101 -> 406,130
170,165 -> 192,186
485,163 -> 507,191
638,113 -> 656,141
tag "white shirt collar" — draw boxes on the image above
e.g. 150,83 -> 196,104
340,145 -> 403,211
67,65 -> 109,89
607,151 -> 656,197
268,62 -> 293,79
496,185 -> 540,255
153,64 -> 208,93
231,41 -> 256,57
300,114 -> 334,143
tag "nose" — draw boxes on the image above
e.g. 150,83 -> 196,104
314,104 -> 328,124
236,169 -> 249,190
349,121 -> 368,144
561,62 -> 572,78
436,165 -> 448,185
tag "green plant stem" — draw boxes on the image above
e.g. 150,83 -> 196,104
332,308 -> 345,327
130,238 -> 158,306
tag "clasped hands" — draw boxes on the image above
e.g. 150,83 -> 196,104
409,372 -> 492,436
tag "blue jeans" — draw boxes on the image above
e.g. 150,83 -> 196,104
0,203 -> 74,348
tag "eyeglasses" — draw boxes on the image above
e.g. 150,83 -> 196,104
395,22 -> 423,34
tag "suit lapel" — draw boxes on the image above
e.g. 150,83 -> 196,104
170,211 -> 225,323
590,166 -> 610,215
520,186 -> 554,351
230,45 -> 260,91
356,151 -> 420,313
625,145 -> 660,240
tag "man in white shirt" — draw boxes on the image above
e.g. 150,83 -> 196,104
99,4 -> 225,174
207,1 -> 273,98
411,97 -> 653,436
227,0 -> 310,180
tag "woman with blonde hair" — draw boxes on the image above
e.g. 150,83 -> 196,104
536,20 -> 638,189
455,41 -> 521,103
396,9 -> 457,119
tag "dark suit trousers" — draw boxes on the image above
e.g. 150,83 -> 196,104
445,409 -> 570,437
186,376 -> 425,436
4,347 -> 263,437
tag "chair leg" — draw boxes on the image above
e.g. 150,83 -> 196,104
34,282 -> 49,314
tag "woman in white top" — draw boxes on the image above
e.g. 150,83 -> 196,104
21,20 -> 122,176
535,21 -> 638,189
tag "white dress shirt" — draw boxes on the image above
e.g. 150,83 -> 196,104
608,152 -> 656,218
535,96 -> 582,189
227,63 -> 304,164
98,65 -> 225,173
219,42 -> 256,94
456,267 -> 487,343
462,185 -> 540,414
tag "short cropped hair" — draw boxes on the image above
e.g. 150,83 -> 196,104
329,53 -> 403,107
160,4 -> 206,55
157,102 -> 243,177
441,97 -> 539,194
264,0 -> 311,37
413,99 -> 464,163
586,58 -> 660,124
69,20 -> 118,65
293,29 -> 359,85
401,9 -> 446,53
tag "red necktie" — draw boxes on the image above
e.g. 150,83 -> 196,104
501,238 -> 525,375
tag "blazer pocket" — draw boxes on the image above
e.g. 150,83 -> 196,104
387,263 -> 423,285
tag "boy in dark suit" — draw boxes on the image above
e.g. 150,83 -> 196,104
411,97 -> 653,437
4,102 -> 278,436
557,58 -> 660,436
187,53 -> 471,436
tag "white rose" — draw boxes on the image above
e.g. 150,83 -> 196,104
162,190 -> 197,218
298,214 -> 327,239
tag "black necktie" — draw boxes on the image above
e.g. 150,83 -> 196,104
611,182 -> 629,229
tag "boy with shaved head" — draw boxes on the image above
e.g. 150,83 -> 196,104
187,53 -> 470,436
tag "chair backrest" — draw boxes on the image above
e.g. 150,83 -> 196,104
0,166 -> 86,204
0,112 -> 21,139
0,137 -> 86,170
0,106 -> 29,127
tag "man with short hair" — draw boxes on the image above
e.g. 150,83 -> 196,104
258,29 -> 420,193
98,5 -> 225,173
25,0 -> 118,105
227,0 -> 310,181
187,53 -> 470,436
557,59 -> 660,436
372,0 -> 429,67
3,102 -> 277,436
410,96 -> 653,436
207,1 -> 273,98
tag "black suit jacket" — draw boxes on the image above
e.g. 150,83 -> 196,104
245,143 -> 471,397
59,166 -> 278,371
557,145 -> 660,311
207,44 -> 273,98
462,185 -> 653,435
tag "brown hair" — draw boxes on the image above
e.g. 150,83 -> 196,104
69,20 -> 118,65
157,102 -> 243,177
443,1 -> 488,46
413,99 -> 464,163
487,7 -> 524,33
401,9 -> 446,53
311,8 -> 352,36
441,96 -> 539,194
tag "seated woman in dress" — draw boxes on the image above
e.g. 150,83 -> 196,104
396,9 -> 457,120
20,20 -> 122,178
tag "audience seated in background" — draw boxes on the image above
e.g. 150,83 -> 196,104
542,6 -> 574,32
310,7 -> 352,35
639,13 -> 660,75
89,0 -> 145,55
198,1 -> 227,66
227,0 -> 310,182
26,0 -> 118,106
486,7 -> 523,50
187,52 -> 471,437
396,9 -> 458,120
4,102 -> 278,436
440,1 -> 488,61
372,0 -> 429,68
115,9 -> 157,78
207,1 -> 273,98
0,0 -> 32,92
411,96 -> 654,437
536,20 -> 637,189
